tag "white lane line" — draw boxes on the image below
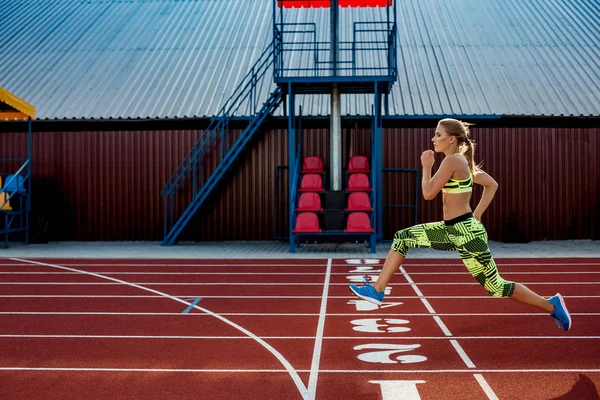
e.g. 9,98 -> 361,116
0,312 -> 325,316
0,295 -> 323,299
2,367 -> 600,373
0,272 -> 326,275
0,263 -> 332,267
400,266 -> 481,370
9,258 -> 308,399
316,368 -> 600,373
395,263 -> 600,267
433,316 -> 452,336
2,295 -> 600,299
474,374 -> 499,400
0,367 -> 293,372
2,311 -> 600,317
400,267 -> 442,325
2,262 -> 599,268
3,281 -> 599,285
389,271 -> 600,275
0,257 -> 600,268
306,258 -> 332,400
0,295 -> 165,298
399,282 -> 600,285
3,271 -> 599,275
2,334 -> 598,340
0,282 -> 325,285
450,340 -> 476,368
420,298 -> 436,313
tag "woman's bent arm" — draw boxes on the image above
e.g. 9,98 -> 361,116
473,171 -> 498,220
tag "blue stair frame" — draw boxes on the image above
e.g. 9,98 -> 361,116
1,160 -> 32,249
161,45 -> 282,246
275,0 -> 398,253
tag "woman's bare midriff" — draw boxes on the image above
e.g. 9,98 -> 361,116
442,191 -> 472,220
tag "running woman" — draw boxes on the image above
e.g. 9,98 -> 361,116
349,118 -> 571,331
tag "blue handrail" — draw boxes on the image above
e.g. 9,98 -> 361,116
0,160 -> 30,210
288,143 -> 302,241
161,43 -> 276,197
274,21 -> 397,78
161,42 -> 282,244
162,87 -> 283,245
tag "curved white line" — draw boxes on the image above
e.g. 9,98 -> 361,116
306,258 -> 331,400
10,258 -> 308,399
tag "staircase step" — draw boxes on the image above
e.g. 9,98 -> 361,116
162,87 -> 283,245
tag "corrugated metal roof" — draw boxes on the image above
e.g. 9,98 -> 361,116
1,0 -> 599,119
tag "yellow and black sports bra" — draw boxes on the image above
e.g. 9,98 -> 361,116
442,172 -> 473,194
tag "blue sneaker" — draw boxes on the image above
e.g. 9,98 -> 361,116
349,276 -> 385,305
549,293 -> 572,331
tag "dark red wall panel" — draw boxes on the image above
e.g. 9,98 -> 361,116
1,124 -> 597,241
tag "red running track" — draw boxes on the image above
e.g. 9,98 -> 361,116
0,257 -> 599,399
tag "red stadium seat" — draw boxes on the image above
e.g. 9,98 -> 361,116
348,156 -> 370,173
278,0 -> 391,7
292,212 -> 322,233
344,212 -> 374,233
301,156 -> 325,173
298,173 -> 324,192
278,0 -> 329,7
296,193 -> 323,212
345,192 -> 372,212
347,173 -> 371,191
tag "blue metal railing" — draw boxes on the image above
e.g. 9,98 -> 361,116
274,21 -> 397,79
288,144 -> 302,232
0,160 -> 31,248
0,160 -> 30,210
162,44 -> 275,198
161,43 -> 282,245
288,143 -> 303,252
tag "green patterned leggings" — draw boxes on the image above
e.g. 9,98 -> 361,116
392,214 -> 515,298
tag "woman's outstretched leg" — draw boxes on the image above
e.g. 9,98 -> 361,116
349,221 -> 454,305
451,217 -> 572,331
510,283 -> 571,331
348,249 -> 403,305
511,283 -> 552,312
372,250 -> 404,292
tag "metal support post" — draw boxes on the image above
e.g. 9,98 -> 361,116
288,83 -> 297,253
373,84 -> 383,239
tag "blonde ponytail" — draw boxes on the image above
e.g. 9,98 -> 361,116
439,118 -> 482,173
461,137 -> 481,173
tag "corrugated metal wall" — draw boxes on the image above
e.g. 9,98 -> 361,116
383,126 -> 599,241
0,124 -> 597,241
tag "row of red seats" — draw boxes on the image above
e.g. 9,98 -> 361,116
293,211 -> 373,233
295,192 -> 372,212
298,156 -> 372,192
293,156 -> 374,234
301,155 -> 370,174
298,173 -> 372,192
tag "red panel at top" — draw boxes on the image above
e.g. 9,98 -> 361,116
278,0 -> 392,8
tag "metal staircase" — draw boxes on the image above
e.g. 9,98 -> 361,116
1,161 -> 31,248
161,45 -> 282,246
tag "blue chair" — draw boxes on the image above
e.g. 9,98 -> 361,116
4,174 -> 26,194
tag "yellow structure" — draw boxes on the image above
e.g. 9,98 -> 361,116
0,86 -> 36,120
1,86 -> 35,248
